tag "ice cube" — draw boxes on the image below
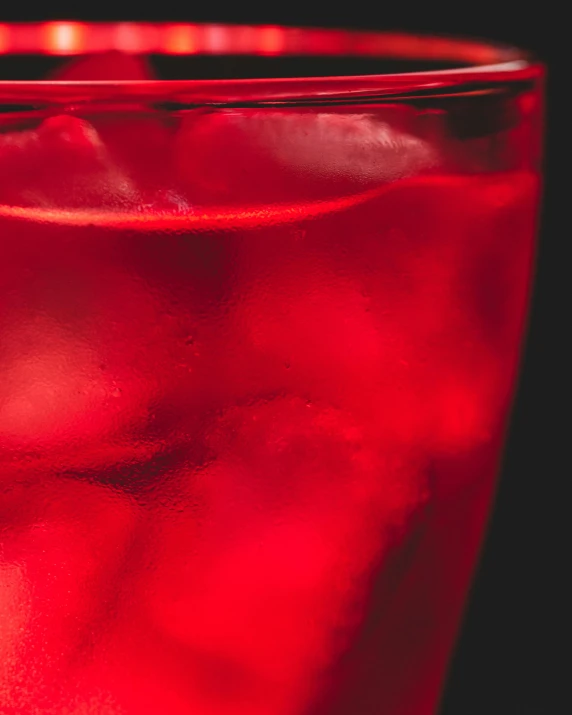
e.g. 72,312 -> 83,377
45,52 -> 188,210
91,115 -> 182,205
0,479 -> 137,714
0,110 -> 189,213
138,396 -> 427,710
213,248 -> 388,416
174,109 -> 440,205
0,114 -> 140,210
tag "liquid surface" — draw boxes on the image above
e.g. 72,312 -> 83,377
0,58 -> 540,715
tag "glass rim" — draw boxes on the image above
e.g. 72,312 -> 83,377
0,21 -> 543,105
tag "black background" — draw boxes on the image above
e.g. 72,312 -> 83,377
1,3 -> 564,714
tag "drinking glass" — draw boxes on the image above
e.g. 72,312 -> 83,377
0,21 -> 543,715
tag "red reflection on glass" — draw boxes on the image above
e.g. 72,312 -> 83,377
43,22 -> 86,55
164,24 -> 199,55
0,22 -> 521,60
113,23 -> 144,54
257,26 -> 286,56
201,24 -> 229,54
0,24 -> 9,54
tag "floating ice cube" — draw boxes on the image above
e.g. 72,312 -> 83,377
174,109 -> 441,205
142,396 -> 426,699
0,115 -> 141,210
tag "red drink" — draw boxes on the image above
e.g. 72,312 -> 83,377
0,24 -> 542,715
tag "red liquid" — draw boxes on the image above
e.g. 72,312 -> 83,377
0,99 -> 540,714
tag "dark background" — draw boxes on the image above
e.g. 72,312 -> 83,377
2,3 -> 563,714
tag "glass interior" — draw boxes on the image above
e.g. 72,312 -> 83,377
0,20 -> 543,715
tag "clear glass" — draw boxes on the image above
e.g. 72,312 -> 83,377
0,21 -> 543,715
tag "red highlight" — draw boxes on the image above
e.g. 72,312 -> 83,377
257,26 -> 286,55
0,24 -> 9,54
113,23 -> 143,54
0,21 -> 522,67
201,24 -> 228,54
43,22 -> 86,55
164,24 -> 198,55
